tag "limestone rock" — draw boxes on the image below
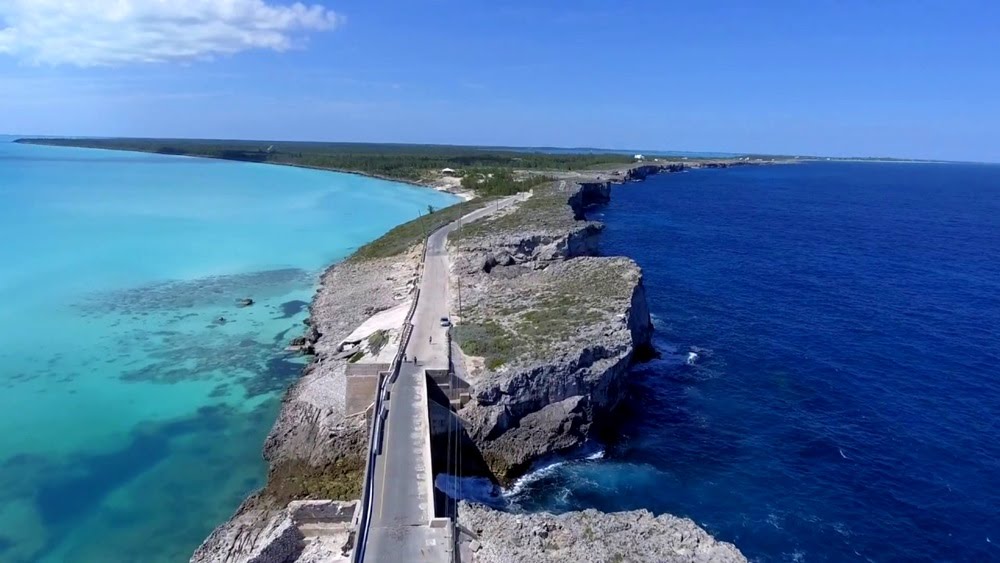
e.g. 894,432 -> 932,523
458,502 -> 747,563
449,182 -> 654,482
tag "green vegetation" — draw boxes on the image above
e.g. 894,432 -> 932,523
368,329 -> 389,355
452,322 -> 517,370
460,168 -> 553,196
520,292 -> 603,337
266,457 -> 365,503
455,260 -> 633,368
508,268 -> 614,357
348,350 -> 365,363
452,183 -> 579,241
350,197 -> 499,260
14,137 -> 637,188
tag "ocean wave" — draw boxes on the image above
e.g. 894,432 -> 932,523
504,441 -> 606,500
434,474 -> 506,508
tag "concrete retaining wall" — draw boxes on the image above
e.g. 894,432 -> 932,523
345,374 -> 379,416
291,500 -> 357,525
346,363 -> 391,377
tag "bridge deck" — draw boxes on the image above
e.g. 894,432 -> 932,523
362,226 -> 455,562
359,195 -> 526,562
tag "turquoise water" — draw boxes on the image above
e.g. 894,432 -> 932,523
0,138 -> 458,562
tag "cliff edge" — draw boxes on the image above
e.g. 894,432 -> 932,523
448,181 -> 653,482
459,501 -> 747,563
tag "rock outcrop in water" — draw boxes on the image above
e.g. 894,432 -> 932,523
458,501 -> 747,563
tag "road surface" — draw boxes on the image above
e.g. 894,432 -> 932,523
362,194 -> 525,562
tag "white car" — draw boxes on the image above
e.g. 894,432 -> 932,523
440,317 -> 451,327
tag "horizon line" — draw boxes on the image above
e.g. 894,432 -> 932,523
3,133 -> 993,165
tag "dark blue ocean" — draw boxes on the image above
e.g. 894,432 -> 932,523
510,162 -> 1000,562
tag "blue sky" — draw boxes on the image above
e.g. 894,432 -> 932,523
2,1 -> 998,161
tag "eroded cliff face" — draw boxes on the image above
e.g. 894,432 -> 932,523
458,259 -> 653,480
449,182 -> 654,482
454,223 -> 603,274
567,181 -> 612,214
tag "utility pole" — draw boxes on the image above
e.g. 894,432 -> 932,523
457,217 -> 463,318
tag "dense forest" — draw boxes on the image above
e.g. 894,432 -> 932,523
14,138 -> 640,184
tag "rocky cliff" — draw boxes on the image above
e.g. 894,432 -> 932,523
458,502 -> 747,563
448,181 -> 654,482
567,181 -> 612,213
450,186 -> 605,274
623,160 -> 748,181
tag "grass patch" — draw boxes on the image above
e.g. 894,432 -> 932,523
451,183 -> 579,242
452,322 -> 517,369
348,350 -> 365,363
265,457 -> 365,503
368,329 -> 389,355
460,168 -> 553,196
350,197 -> 499,261
455,259 -> 637,367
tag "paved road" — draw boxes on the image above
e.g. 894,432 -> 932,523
363,195 -> 524,562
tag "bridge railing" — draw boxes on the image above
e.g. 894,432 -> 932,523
351,280 -> 422,563
352,221 -> 469,561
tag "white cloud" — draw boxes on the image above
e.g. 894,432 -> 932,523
0,0 -> 340,66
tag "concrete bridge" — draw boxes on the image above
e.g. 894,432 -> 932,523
351,196 -> 524,563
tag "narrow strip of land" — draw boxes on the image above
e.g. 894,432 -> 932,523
362,194 -> 526,562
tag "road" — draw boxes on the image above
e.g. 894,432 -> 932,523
362,194 -> 524,562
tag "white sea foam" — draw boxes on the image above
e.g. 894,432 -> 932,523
766,512 -> 784,530
503,441 -> 606,499
434,474 -> 505,507
504,457 -> 569,498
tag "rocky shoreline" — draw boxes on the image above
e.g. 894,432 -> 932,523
192,160 -> 754,562
192,251 -> 424,562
